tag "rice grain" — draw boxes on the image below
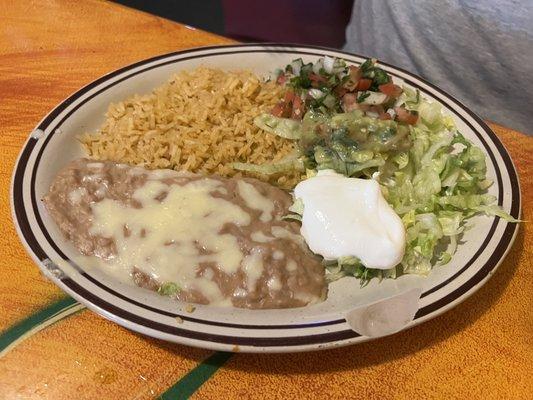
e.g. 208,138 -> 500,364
80,67 -> 302,188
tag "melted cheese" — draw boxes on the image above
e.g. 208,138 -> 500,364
88,176 -> 252,303
241,247 -> 264,292
87,162 -> 104,169
267,275 -> 282,291
237,180 -> 275,222
132,180 -> 168,204
286,259 -> 298,272
250,230 -> 274,243
271,226 -> 308,251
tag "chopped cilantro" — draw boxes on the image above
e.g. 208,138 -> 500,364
357,92 -> 370,103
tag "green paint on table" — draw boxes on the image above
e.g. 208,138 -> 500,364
158,351 -> 233,399
0,296 -> 85,357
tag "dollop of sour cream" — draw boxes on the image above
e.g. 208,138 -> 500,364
294,169 -> 405,270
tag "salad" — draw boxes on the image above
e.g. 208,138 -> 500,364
234,56 -> 517,285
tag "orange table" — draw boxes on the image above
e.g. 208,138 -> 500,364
1,1 -> 531,399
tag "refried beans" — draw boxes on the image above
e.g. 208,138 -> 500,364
43,158 -> 326,309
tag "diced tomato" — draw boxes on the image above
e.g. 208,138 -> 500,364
349,65 -> 362,81
370,105 -> 384,113
271,90 -> 298,118
309,73 -> 327,83
271,102 -> 285,117
291,95 -> 305,120
357,78 -> 372,91
370,105 -> 391,119
347,102 -> 369,112
282,103 -> 292,118
333,85 -> 348,98
276,73 -> 287,85
309,73 -> 327,88
395,107 -> 419,125
344,66 -> 362,91
342,93 -> 357,106
284,90 -> 295,103
342,93 -> 367,112
379,82 -> 402,97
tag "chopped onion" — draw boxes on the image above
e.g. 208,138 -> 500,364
359,91 -> 388,105
291,59 -> 303,76
308,88 -> 324,99
393,95 -> 405,109
323,56 -> 335,74
333,58 -> 347,74
312,59 -> 324,75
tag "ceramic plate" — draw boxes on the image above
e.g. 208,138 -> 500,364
11,44 -> 521,353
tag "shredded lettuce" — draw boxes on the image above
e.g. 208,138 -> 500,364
282,198 -> 304,222
322,256 -> 400,287
254,58 -> 518,286
232,153 -> 305,175
288,198 -> 304,214
473,205 -> 520,222
281,92 -> 517,285
254,114 -> 302,140
366,101 -> 516,279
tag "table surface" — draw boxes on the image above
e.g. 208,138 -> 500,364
1,1 -> 532,399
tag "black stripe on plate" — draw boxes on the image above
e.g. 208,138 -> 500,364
403,69 -> 520,298
415,200 -> 519,319
414,111 -> 521,317
62,277 -> 359,347
12,138 -> 48,261
13,44 -> 520,342
81,270 -> 345,330
22,45 -> 517,328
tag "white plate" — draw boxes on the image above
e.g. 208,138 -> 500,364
10,44 -> 521,353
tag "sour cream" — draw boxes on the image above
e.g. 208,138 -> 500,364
294,170 -> 405,270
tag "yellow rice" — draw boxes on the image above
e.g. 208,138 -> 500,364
80,67 -> 302,188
